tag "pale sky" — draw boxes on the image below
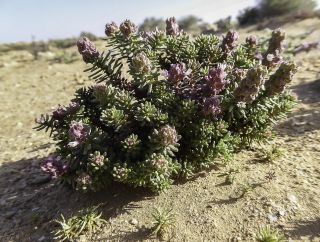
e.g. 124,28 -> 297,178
0,0 -> 319,43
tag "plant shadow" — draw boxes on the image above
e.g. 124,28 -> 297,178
276,79 -> 320,136
286,218 -> 320,240
0,155 -> 153,241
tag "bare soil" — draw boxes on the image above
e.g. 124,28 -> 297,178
0,18 -> 319,242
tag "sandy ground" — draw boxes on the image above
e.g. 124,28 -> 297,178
0,18 -> 319,241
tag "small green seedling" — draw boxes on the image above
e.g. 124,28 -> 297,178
263,144 -> 283,162
218,168 -> 239,184
256,225 -> 284,242
151,207 -> 175,239
53,205 -> 106,241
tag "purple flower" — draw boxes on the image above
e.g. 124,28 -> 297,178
68,121 -> 90,147
41,155 -> 67,178
52,105 -> 66,120
35,114 -> 46,125
166,17 -> 180,36
66,102 -> 80,114
105,22 -> 118,36
165,63 -> 191,84
221,30 -> 239,53
204,64 -> 229,94
202,96 -> 221,117
120,19 -> 136,38
77,37 -> 99,63
234,65 -> 266,103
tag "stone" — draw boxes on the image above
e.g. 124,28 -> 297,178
129,218 -> 138,225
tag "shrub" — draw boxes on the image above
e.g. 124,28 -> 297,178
237,0 -> 317,26
139,17 -> 166,32
237,7 -> 260,26
259,0 -> 316,18
36,18 -> 297,192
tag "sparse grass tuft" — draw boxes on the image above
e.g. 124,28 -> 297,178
151,207 -> 175,238
240,182 -> 254,196
256,225 -> 284,242
218,168 -> 239,184
53,205 -> 106,241
263,145 -> 283,162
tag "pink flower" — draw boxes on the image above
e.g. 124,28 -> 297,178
204,64 -> 229,95
165,63 -> 191,83
40,155 -> 67,178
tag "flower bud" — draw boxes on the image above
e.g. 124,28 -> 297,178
77,37 -> 99,63
166,17 -> 180,36
120,19 -> 137,38
105,22 -> 118,36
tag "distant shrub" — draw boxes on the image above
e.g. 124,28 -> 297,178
237,7 -> 260,26
139,17 -> 166,32
36,18 -> 297,193
48,38 -> 78,49
237,0 -> 317,26
80,31 -> 99,41
260,0 -> 316,17
178,15 -> 203,35
215,16 -> 233,32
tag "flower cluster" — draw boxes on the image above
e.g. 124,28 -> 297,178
245,35 -> 258,47
234,65 -> 266,104
202,96 -> 221,117
165,63 -> 191,84
119,19 -> 137,38
41,155 -> 67,178
68,121 -> 90,147
36,20 -> 297,192
131,52 -> 152,74
166,17 -> 180,36
76,37 -> 99,63
105,22 -> 118,36
262,29 -> 285,67
204,64 -> 229,95
265,62 -> 298,96
221,30 -> 239,53
157,125 -> 179,147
